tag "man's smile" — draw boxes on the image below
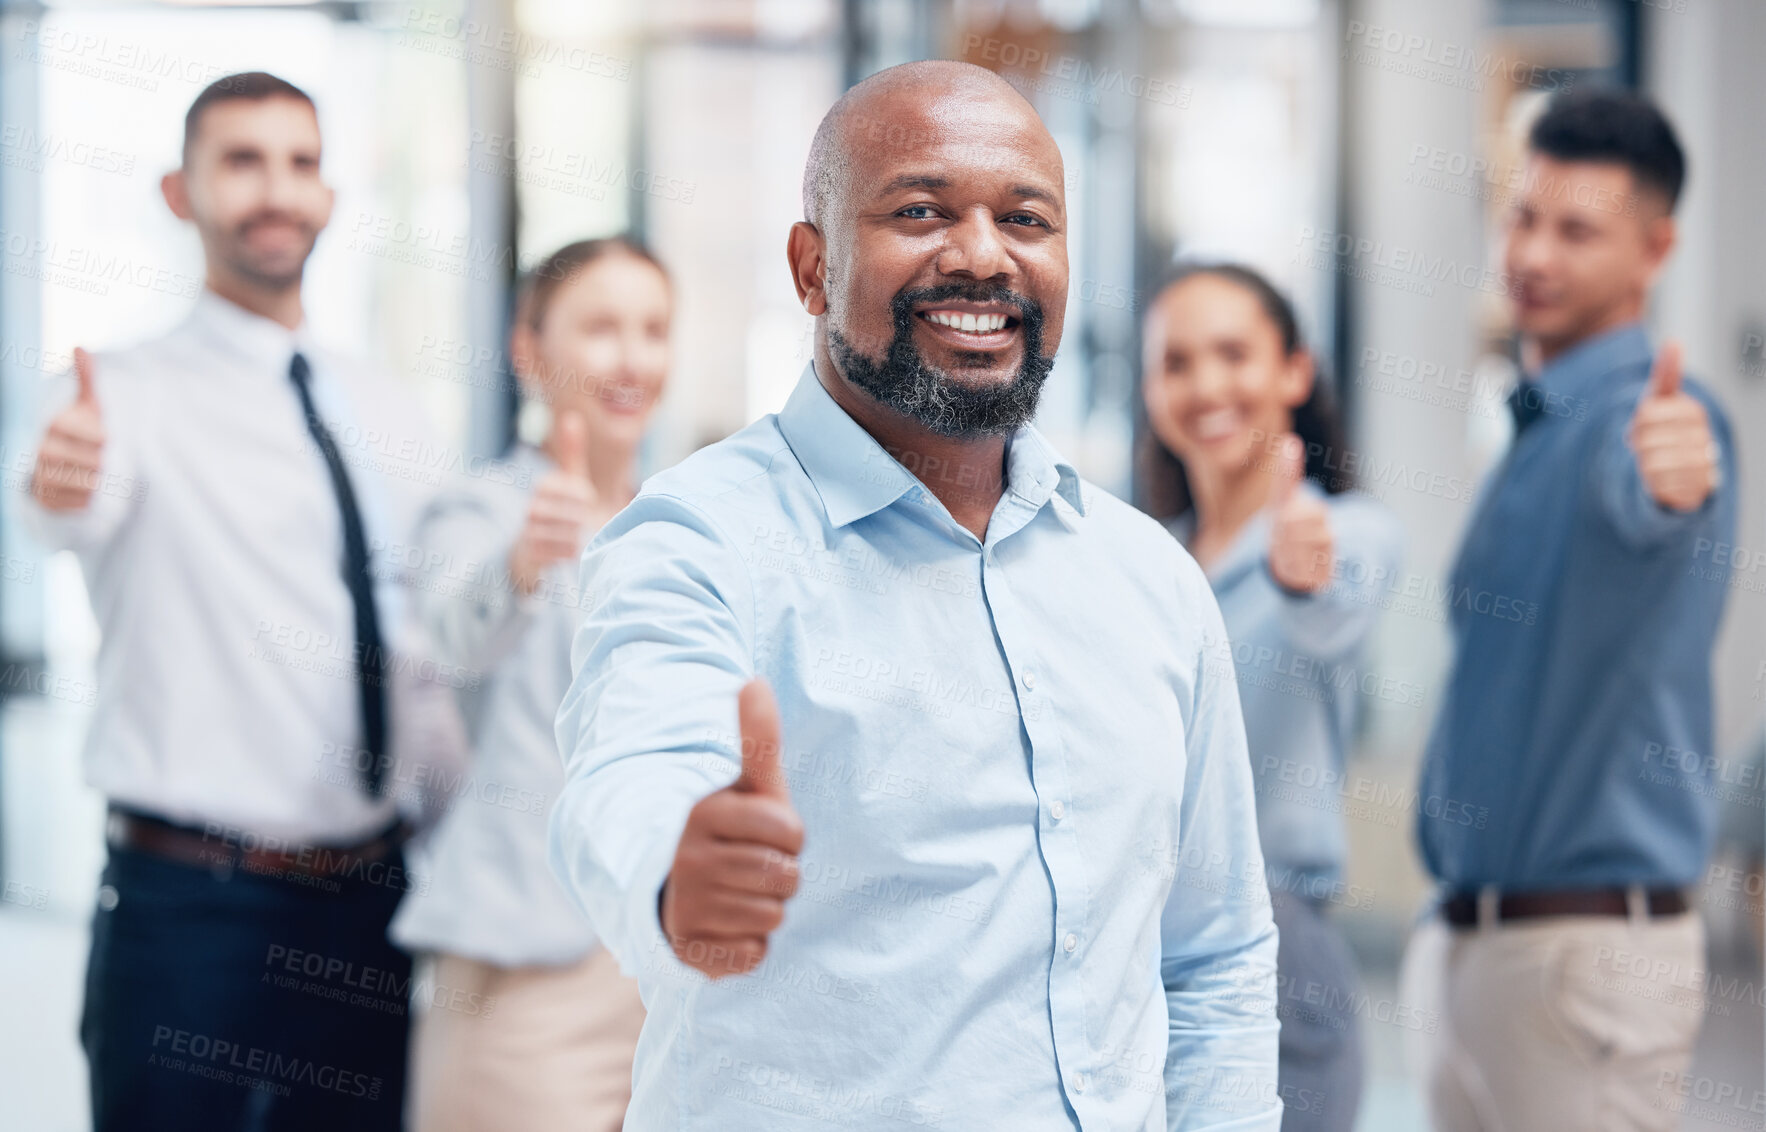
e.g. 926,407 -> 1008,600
913,299 -> 1021,351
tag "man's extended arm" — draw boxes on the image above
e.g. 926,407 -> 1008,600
547,492 -> 758,985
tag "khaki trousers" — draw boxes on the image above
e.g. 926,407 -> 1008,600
1403,904 -> 1708,1132
409,947 -> 646,1132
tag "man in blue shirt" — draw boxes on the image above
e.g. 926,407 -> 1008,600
549,61 -> 1280,1130
1411,90 -> 1738,1131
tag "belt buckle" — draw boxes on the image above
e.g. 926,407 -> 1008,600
1476,885 -> 1500,931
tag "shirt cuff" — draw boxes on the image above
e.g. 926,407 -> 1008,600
620,822 -> 706,996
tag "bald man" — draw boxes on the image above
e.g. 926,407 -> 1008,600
549,62 -> 1280,1131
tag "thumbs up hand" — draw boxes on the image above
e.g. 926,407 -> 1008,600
31,348 -> 107,513
1265,433 -> 1335,594
509,410 -> 604,595
662,679 -> 804,979
1629,341 -> 1719,513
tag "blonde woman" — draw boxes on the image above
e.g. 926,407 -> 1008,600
1141,263 -> 1402,1132
393,237 -> 672,1131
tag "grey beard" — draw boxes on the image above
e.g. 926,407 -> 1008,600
825,288 -> 1053,438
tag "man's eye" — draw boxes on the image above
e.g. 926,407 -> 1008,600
1002,214 -> 1044,227
897,205 -> 937,219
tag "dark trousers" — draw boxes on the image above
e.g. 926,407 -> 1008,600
1272,890 -> 1366,1132
81,837 -> 412,1132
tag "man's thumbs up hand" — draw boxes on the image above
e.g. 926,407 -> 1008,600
1629,341 -> 1719,513
662,678 -> 803,979
509,409 -> 604,595
31,348 -> 107,512
1265,433 -> 1334,594
733,677 -> 789,798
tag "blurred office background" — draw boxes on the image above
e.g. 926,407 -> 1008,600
0,0 -> 1760,1128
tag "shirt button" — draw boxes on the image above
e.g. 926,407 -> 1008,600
1021,670 -> 1037,690
1072,1072 -> 1087,1094
1063,933 -> 1078,953
1050,799 -> 1065,821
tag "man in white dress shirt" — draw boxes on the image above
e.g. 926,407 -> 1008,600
25,72 -> 446,1131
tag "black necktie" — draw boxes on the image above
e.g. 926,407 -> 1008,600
288,352 -> 388,797
1506,379 -> 1546,434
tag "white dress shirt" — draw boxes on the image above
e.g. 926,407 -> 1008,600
391,444 -> 602,966
23,289 -> 454,844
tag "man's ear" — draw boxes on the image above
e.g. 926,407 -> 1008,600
786,221 -> 827,316
1641,211 -> 1677,283
315,182 -> 336,238
161,169 -> 194,221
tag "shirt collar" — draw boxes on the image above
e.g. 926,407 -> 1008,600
775,363 -> 1087,530
1531,321 -> 1651,401
190,287 -> 318,375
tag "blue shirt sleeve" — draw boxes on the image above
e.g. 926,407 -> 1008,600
1273,492 -> 1405,663
1161,552 -> 1283,1130
548,491 -> 758,986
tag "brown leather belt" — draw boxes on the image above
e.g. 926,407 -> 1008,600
1442,887 -> 1688,928
107,807 -> 411,883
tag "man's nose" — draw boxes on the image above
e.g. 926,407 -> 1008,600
1506,226 -> 1552,277
262,164 -> 307,213
937,211 -> 1011,280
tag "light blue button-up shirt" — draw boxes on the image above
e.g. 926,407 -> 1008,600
550,364 -> 1280,1131
391,444 -> 603,968
1168,490 -> 1403,901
